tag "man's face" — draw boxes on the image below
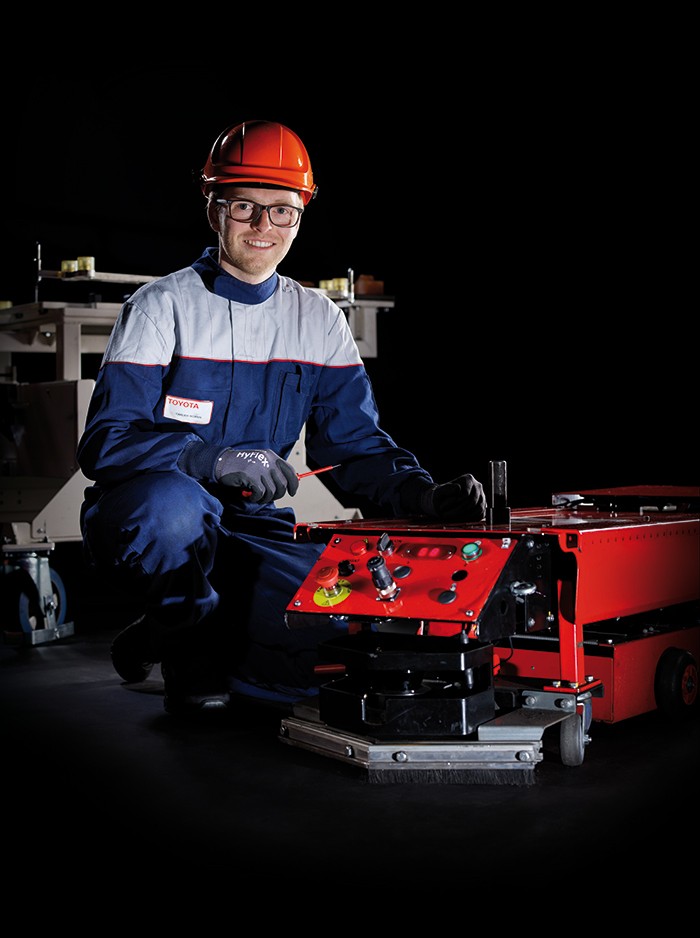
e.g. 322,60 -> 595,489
208,185 -> 304,284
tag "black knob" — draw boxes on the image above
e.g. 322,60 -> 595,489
367,554 -> 397,595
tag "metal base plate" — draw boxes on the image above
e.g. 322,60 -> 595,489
279,708 -> 546,784
3,621 -> 75,647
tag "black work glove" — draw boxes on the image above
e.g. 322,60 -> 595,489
419,474 -> 487,522
214,448 -> 299,504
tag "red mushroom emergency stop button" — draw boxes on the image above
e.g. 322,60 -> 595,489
316,565 -> 339,590
313,565 -> 352,608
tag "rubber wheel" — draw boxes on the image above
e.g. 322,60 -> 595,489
1,567 -> 67,635
654,647 -> 698,719
559,703 -> 591,768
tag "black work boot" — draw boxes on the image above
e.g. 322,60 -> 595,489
162,656 -> 231,716
110,615 -> 157,683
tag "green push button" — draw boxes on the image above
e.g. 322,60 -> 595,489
461,541 -> 482,562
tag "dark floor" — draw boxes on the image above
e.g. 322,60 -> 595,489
2,616 -> 698,893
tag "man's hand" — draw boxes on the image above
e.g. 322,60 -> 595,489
215,449 -> 299,504
420,474 -> 486,522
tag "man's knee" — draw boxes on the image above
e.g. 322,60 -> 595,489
82,472 -> 221,567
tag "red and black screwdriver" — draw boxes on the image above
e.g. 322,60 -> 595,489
242,464 -> 340,497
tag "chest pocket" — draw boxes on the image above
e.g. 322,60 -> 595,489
272,367 -> 314,444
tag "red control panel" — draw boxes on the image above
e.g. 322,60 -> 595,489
288,530 -> 520,635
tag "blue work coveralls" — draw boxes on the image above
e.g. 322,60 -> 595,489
77,248 -> 433,699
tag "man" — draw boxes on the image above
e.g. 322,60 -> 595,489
77,119 -> 486,716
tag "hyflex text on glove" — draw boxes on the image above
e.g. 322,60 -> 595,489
215,449 -> 299,503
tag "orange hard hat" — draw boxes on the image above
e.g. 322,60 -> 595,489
200,120 -> 317,204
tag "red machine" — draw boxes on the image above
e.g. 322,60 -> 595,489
279,464 -> 699,783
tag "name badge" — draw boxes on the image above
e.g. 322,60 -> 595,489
163,394 -> 214,424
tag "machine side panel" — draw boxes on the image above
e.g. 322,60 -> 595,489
556,520 -> 699,624
496,624 -> 700,723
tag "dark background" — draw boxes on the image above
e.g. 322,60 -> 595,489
1,59 -> 697,908
2,64 -> 696,508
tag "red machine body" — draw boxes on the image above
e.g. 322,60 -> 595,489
281,482 -> 699,780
